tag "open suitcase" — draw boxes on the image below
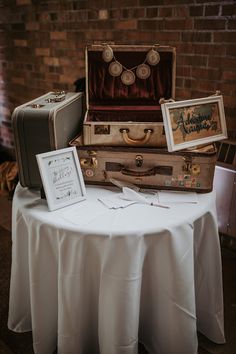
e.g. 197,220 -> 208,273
83,44 -> 176,147
12,91 -> 84,188
70,135 -> 217,193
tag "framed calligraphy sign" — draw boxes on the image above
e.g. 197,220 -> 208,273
161,95 -> 227,152
36,147 -> 86,211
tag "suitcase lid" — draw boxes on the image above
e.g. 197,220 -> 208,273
12,91 -> 80,113
86,44 -> 176,112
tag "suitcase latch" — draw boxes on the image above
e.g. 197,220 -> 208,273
182,156 -> 192,174
80,151 -> 98,169
80,157 -> 98,169
182,156 -> 201,175
27,104 -> 45,108
135,155 -> 143,168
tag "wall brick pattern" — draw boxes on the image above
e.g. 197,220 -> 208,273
0,0 -> 236,152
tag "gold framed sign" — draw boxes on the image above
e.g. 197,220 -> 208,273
161,95 -> 227,152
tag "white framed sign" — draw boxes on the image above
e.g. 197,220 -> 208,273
161,95 -> 228,152
36,147 -> 86,211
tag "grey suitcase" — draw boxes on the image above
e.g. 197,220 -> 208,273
12,91 -> 84,188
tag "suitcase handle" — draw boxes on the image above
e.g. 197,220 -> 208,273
105,162 -> 172,177
121,166 -> 172,177
120,128 -> 153,146
45,92 -> 66,103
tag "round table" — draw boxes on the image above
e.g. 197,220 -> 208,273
8,183 -> 225,354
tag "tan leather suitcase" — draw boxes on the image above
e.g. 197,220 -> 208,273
70,135 -> 217,193
83,44 -> 176,147
12,91 -> 84,188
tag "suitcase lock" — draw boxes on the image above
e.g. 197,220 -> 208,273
182,156 -> 192,174
27,104 -> 45,108
182,156 -> 200,175
135,155 -> 143,168
80,151 -> 98,169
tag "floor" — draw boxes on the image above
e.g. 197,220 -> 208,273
0,195 -> 12,232
0,193 -> 235,354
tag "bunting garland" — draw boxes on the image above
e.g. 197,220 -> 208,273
102,44 -> 160,86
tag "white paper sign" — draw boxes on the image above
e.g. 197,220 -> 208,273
36,147 -> 86,211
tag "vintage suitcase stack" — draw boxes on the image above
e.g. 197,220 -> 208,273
69,44 -> 227,193
12,91 -> 84,188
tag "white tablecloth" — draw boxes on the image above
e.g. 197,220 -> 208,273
8,184 -> 225,354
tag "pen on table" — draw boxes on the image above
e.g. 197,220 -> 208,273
150,202 -> 170,209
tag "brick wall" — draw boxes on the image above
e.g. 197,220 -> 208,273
0,0 -> 236,154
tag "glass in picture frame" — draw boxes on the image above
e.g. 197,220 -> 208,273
36,147 -> 86,211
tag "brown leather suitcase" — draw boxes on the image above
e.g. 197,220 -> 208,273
70,135 -> 217,193
83,44 -> 176,147
12,91 -> 84,188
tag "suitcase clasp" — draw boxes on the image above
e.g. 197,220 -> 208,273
27,104 -> 45,108
182,156 -> 192,174
80,151 -> 98,169
135,155 -> 143,168
80,157 -> 98,168
182,156 -> 201,175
